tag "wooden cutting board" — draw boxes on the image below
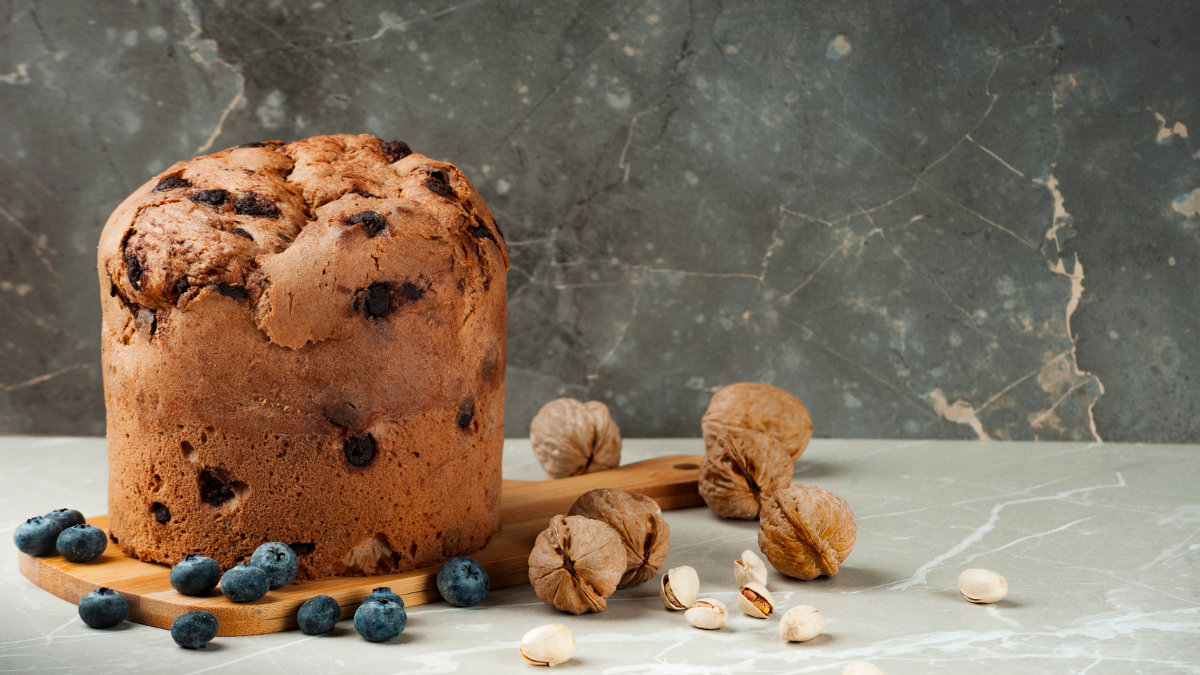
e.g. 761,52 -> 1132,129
18,455 -> 703,636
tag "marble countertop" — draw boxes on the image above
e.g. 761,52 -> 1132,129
1,436 -> 1197,673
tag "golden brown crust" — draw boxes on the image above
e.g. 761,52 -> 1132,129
98,134 -> 507,578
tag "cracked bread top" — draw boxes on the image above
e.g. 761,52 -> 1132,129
99,134 -> 508,349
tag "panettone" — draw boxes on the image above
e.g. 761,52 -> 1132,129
96,134 -> 507,579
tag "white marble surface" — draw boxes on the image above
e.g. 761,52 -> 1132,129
1,436 -> 1198,673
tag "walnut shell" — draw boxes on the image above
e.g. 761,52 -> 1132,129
530,398 -> 622,479
568,488 -> 670,588
528,514 -> 626,614
701,383 -> 813,460
699,429 -> 794,519
757,483 -> 856,580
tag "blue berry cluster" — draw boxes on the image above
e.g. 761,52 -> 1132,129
12,505 -> 495,652
165,541 -> 299,604
13,508 -> 104,562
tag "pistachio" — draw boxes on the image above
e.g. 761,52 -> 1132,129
779,604 -> 825,642
735,581 -> 774,619
520,624 -> 575,667
684,598 -> 728,630
734,549 -> 768,587
659,565 -> 699,610
957,568 -> 1008,604
844,661 -> 886,675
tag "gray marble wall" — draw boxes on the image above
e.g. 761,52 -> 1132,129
1,0 -> 1196,442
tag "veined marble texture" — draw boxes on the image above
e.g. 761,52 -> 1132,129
1,437 -> 1197,673
0,1 -> 1198,441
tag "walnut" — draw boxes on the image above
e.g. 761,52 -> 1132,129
757,483 -> 856,580
568,488 -> 669,588
528,514 -> 626,614
698,429 -> 794,519
701,383 -> 813,460
530,398 -> 622,479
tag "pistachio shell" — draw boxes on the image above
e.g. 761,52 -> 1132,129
957,568 -> 1008,604
684,598 -> 727,630
844,661 -> 886,675
659,565 -> 699,610
520,624 -> 575,666
734,549 -> 768,587
779,604 -> 825,642
735,581 -> 774,619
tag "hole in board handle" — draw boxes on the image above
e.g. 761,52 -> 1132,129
673,463 -> 700,470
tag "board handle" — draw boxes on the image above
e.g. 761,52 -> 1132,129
500,454 -> 704,525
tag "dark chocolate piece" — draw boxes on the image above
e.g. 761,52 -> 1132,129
347,211 -> 387,237
152,502 -> 171,524
234,192 -> 281,218
457,397 -> 475,429
381,140 -> 413,162
344,434 -> 376,467
154,175 -> 191,191
191,189 -> 230,208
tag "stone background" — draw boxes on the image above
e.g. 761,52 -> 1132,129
0,0 -> 1196,441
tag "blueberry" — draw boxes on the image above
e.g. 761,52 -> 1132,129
249,542 -> 298,589
78,587 -> 128,629
297,595 -> 341,635
56,524 -> 108,562
44,508 -> 85,530
436,556 -> 490,607
364,587 -> 404,607
171,610 -> 218,649
170,554 -> 222,596
353,597 -> 406,642
220,563 -> 269,603
13,517 -> 62,556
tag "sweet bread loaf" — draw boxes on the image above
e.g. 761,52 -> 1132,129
97,134 -> 507,579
